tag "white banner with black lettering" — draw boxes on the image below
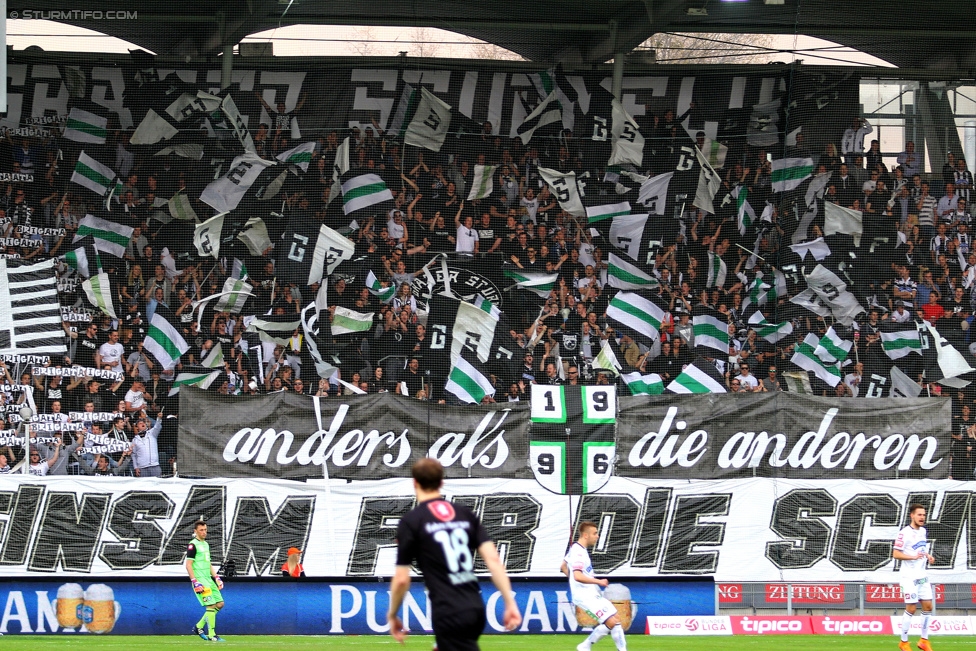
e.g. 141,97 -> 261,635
0,475 -> 974,582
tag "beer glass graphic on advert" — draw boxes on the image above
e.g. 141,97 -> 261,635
69,584 -> 122,634
55,583 -> 84,629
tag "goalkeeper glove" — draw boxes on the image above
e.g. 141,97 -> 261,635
215,576 -> 224,590
192,579 -> 205,593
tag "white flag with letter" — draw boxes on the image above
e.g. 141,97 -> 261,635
200,152 -> 276,214
193,213 -> 225,259
637,172 -> 672,215
692,146 -> 722,214
539,167 -> 585,217
608,99 -> 644,167
404,87 -> 452,152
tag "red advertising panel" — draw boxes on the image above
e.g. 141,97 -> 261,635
811,616 -> 891,635
765,584 -> 845,603
866,583 -> 945,603
717,584 -> 743,603
729,616 -> 814,635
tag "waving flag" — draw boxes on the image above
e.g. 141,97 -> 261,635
330,307 -> 374,336
637,173 -> 672,215
622,371 -> 664,396
608,99 -> 644,167
71,151 -> 116,196
735,185 -> 757,235
692,305 -> 730,354
341,172 -> 395,216
63,234 -> 99,278
63,108 -> 107,144
814,327 -> 853,365
200,153 -> 276,213
75,215 -> 133,258
538,168 -> 585,217
880,321 -> 923,360
276,142 -> 316,171
607,250 -> 657,290
748,311 -> 794,344
366,270 -> 396,303
445,348 -> 495,404
503,268 -> 558,298
144,306 -> 189,370
791,333 -> 842,387
586,201 -> 631,224
516,91 -> 562,145
824,201 -> 863,246
667,358 -> 727,394
403,87 -> 453,152
467,165 -> 497,200
771,157 -> 815,192
606,291 -> 666,345
82,273 -> 117,319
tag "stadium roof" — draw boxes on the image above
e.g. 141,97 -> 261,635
18,0 -> 976,71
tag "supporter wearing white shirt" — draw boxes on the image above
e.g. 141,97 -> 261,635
841,117 -> 872,160
455,214 -> 479,254
735,363 -> 760,390
124,381 -> 147,413
891,304 -> 912,323
95,330 -> 126,373
936,183 -> 958,222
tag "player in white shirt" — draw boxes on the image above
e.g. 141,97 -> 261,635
559,521 -> 627,651
892,504 -> 936,651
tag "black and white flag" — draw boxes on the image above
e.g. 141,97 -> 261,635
0,259 -> 67,356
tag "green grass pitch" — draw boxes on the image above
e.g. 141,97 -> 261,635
0,636 -> 972,650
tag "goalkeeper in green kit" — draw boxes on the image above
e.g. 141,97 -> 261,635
185,520 -> 226,642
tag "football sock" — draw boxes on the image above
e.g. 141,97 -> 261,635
196,611 -> 207,630
205,608 -> 217,636
586,624 -> 610,645
901,610 -> 913,642
610,623 -> 627,651
921,611 -> 931,639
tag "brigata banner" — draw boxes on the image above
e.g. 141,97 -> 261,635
2,475 -> 976,582
177,390 -> 951,480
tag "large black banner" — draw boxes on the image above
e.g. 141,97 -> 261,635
3,55 -> 856,153
178,390 -> 951,480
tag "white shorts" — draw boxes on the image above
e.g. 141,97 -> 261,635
575,596 -> 618,625
901,576 -> 934,604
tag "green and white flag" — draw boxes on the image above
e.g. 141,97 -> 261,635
341,172 -> 395,216
445,349 -> 495,404
63,108 -> 107,144
467,164 -> 497,200
692,305 -> 730,354
814,326 -> 853,365
593,340 -> 621,376
586,201 -> 631,224
365,270 -> 395,303
75,214 -> 133,258
403,87 -> 453,152
144,307 -> 189,370
880,322 -> 922,360
735,185 -> 757,235
168,193 -> 198,222
748,311 -> 794,344
63,234 -> 99,278
606,291 -> 665,344
771,157 -> 815,192
71,151 -> 116,196
215,277 -> 253,314
791,333 -> 842,387
327,137 -> 350,207
622,371 -> 664,395
169,345 -> 224,395
471,295 -> 501,320
276,141 -> 316,172
706,251 -> 727,289
82,272 -> 117,319
667,358 -> 727,394
231,258 -> 248,281
331,306 -> 374,335
503,268 -> 558,298
236,217 -> 272,257
703,139 -> 729,169
607,251 -> 658,290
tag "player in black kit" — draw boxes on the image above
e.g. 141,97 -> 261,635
388,458 -> 521,650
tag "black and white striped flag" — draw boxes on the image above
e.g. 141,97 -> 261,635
0,259 -> 67,356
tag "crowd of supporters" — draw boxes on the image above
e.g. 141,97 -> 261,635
1,101 -> 975,480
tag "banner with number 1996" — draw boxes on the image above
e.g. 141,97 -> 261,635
529,385 -> 616,494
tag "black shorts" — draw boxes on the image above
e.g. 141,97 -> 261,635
432,606 -> 487,651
